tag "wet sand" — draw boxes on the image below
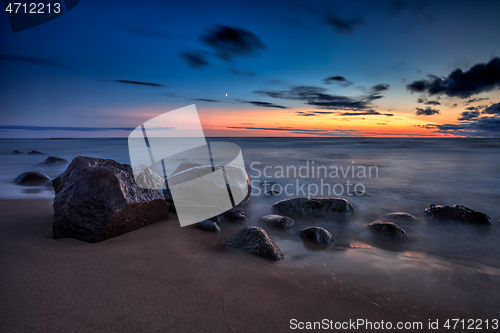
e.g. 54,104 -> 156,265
1,199 -> 499,332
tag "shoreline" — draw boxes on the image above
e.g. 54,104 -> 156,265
1,198 -> 499,332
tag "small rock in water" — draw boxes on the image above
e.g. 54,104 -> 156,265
195,220 -> 221,232
15,171 -> 50,186
381,212 -> 419,224
171,161 -> 204,175
28,151 -> 44,155
300,226 -> 334,244
217,210 -> 246,223
424,203 -> 491,225
368,221 -> 410,241
39,156 -> 69,165
259,215 -> 294,229
265,189 -> 282,196
11,150 -> 23,154
224,226 -> 284,260
273,197 -> 353,220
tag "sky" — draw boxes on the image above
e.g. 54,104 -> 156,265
1,0 -> 500,138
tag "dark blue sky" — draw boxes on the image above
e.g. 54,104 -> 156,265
1,0 -> 500,137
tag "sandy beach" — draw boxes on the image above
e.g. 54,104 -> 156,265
1,198 -> 499,332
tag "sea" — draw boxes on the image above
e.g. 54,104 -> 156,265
1,137 -> 500,317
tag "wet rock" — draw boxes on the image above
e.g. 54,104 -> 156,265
171,161 -> 204,175
224,226 -> 284,261
381,212 -> 419,224
28,150 -> 44,155
217,210 -> 246,223
39,156 -> 69,165
300,226 -> 334,244
166,165 -> 251,210
195,220 -> 221,232
53,156 -> 169,243
11,150 -> 23,154
273,197 -> 353,220
424,204 -> 491,225
265,189 -> 281,196
259,215 -> 294,229
15,171 -> 50,186
368,221 -> 410,241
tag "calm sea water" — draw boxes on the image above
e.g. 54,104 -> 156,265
1,137 -> 500,315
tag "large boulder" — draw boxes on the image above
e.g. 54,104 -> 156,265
259,215 -> 294,229
381,212 -> 419,224
53,156 -> 169,243
300,226 -> 334,244
28,150 -> 44,155
273,197 -> 353,220
11,150 -> 23,154
368,221 -> 410,241
424,204 -> 491,225
15,171 -> 50,186
39,156 -> 69,165
224,226 -> 284,261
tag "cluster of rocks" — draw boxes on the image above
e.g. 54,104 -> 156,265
13,155 -> 493,262
12,150 -> 69,186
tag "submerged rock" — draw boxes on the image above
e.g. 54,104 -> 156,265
11,150 -> 23,154
265,189 -> 282,196
368,221 -> 410,241
217,210 -> 246,223
224,226 -> 284,260
28,150 -> 44,155
273,197 -> 353,220
53,156 -> 169,243
300,226 -> 334,244
39,156 -> 69,165
381,212 -> 419,224
171,161 -> 204,175
165,165 -> 251,208
259,215 -> 294,229
424,204 -> 491,225
195,220 -> 221,232
15,171 -> 50,186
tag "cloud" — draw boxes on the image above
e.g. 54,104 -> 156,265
340,110 -> 394,116
200,25 -> 265,61
254,84 -> 388,110
429,116 -> 500,137
296,111 -> 336,116
193,98 -> 220,102
124,25 -> 172,39
229,69 -> 256,77
179,51 -> 209,68
458,111 -> 480,121
482,102 -> 500,115
324,13 -> 364,34
236,100 -> 288,109
406,57 -> 500,98
417,98 -> 441,105
416,107 -> 440,115
372,84 -> 390,92
0,53 -> 63,67
228,126 -> 355,136
465,97 -> 490,105
323,76 -> 352,86
113,80 -> 165,87
0,125 -> 142,132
